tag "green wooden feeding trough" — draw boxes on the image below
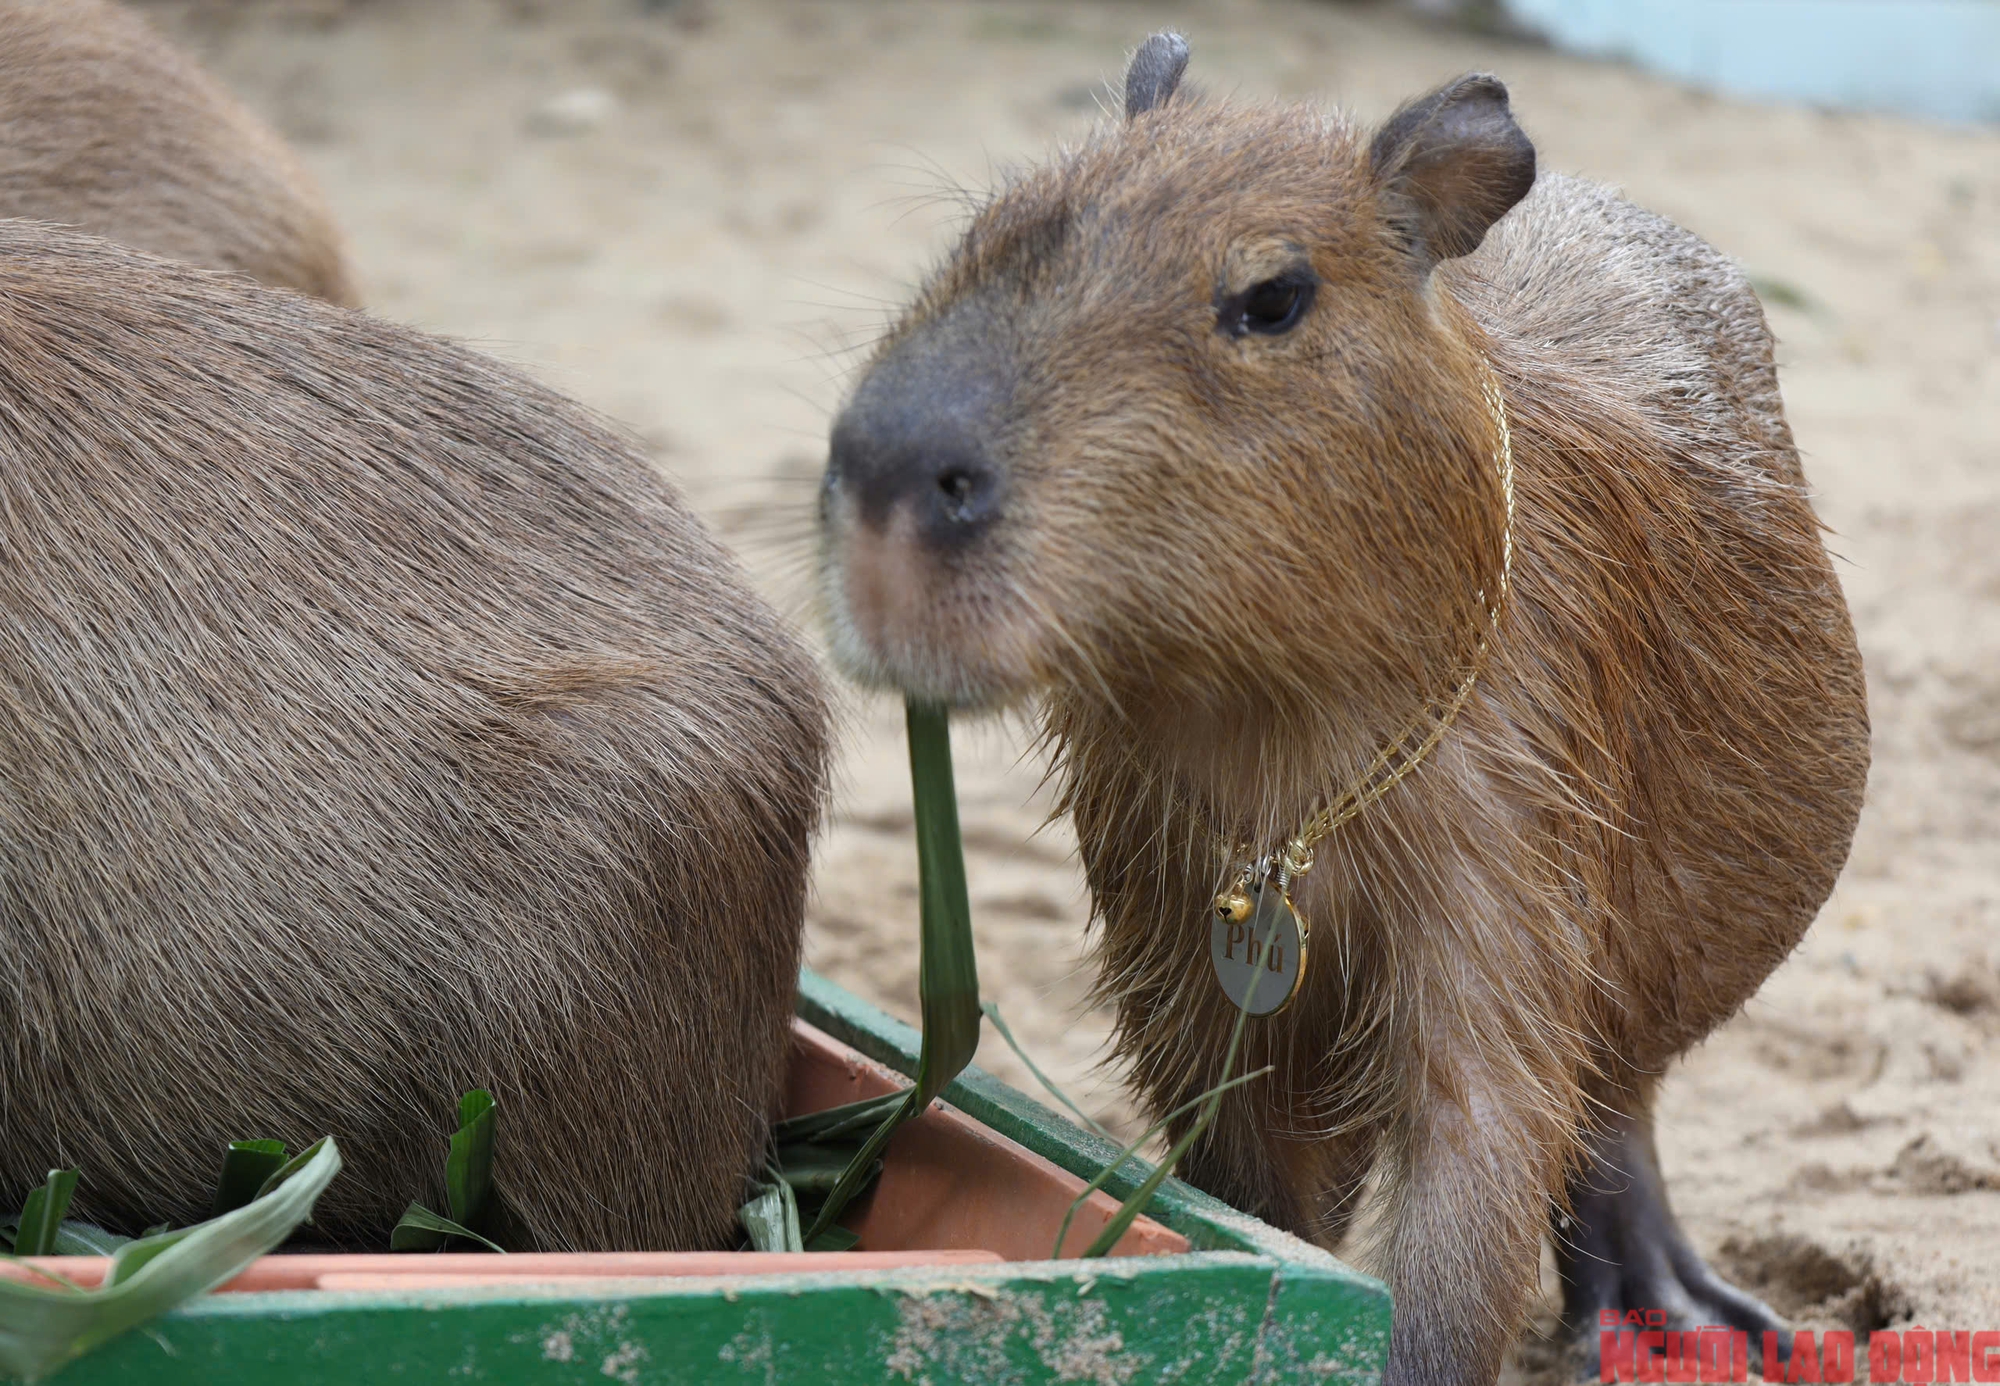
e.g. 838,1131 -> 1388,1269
25,972 -> 1389,1385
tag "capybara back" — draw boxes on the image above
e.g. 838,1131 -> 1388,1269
0,0 -> 358,303
0,223 -> 827,1250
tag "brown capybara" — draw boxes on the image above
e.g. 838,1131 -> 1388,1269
0,0 -> 357,304
0,221 -> 827,1252
817,34 -> 1868,1386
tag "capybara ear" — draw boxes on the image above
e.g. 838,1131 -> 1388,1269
1368,74 -> 1536,270
1124,32 -> 1190,119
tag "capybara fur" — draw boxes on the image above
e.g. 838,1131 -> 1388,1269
0,0 -> 358,304
818,36 -> 1868,1385
0,222 -> 827,1252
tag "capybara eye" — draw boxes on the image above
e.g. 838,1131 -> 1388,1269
1220,272 -> 1316,338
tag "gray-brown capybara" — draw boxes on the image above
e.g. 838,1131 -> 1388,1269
0,0 -> 357,303
0,221 -> 826,1251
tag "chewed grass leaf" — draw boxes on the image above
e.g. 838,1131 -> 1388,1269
210,1140 -> 287,1218
10,1170 -> 80,1258
737,1177 -> 803,1253
390,1203 -> 505,1254
390,1090 -> 504,1253
0,1138 -> 340,1381
799,701 -> 982,1245
106,1140 -> 332,1291
444,1090 -> 497,1234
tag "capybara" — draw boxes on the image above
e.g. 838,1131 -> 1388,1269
0,222 -> 827,1251
817,34 -> 1868,1385
0,0 -> 358,304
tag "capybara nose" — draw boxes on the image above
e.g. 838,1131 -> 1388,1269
826,352 -> 1006,548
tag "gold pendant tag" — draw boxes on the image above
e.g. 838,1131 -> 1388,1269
1209,874 -> 1307,1016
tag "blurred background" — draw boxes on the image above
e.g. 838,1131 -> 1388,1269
133,0 -> 1999,1372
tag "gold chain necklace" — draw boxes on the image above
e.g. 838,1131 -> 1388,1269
1208,365 -> 1515,1016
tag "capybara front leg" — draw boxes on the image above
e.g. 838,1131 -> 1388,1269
1373,1075 -> 1564,1386
1557,1108 -> 1785,1378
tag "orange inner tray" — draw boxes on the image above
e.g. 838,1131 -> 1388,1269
785,1019 -> 1186,1262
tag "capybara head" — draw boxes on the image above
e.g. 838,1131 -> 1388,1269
820,36 -> 1535,755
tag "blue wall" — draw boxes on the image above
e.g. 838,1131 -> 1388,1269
1506,0 -> 2000,124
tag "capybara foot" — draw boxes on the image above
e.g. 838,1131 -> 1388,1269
1557,1112 -> 1786,1378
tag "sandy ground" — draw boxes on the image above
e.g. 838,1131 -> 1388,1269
143,0 -> 2000,1371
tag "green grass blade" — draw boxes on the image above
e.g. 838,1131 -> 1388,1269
12,1171 -> 79,1257
771,1145 -> 860,1192
772,1092 -> 905,1145
804,1223 -> 858,1252
109,1138 -> 330,1289
1048,1066 -> 1273,1259
247,1137 -> 331,1207
982,1000 -> 1114,1142
98,1225 -> 200,1287
445,1090 -> 497,1234
209,1140 -> 287,1218
905,701 -> 982,1102
0,1137 -> 340,1382
1076,916 -> 1282,1258
388,1204 -> 449,1252
389,1203 -> 505,1254
801,700 -> 982,1243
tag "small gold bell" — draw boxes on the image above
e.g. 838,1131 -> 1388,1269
1213,890 -> 1252,923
